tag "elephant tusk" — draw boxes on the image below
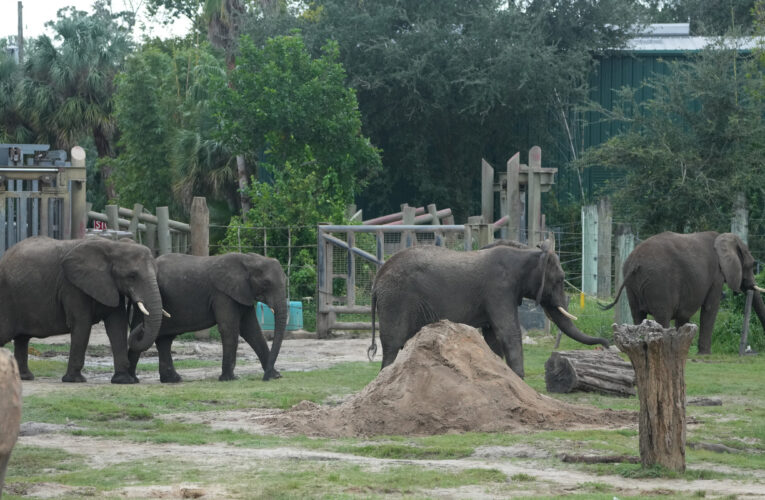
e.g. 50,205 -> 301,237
162,309 -> 171,318
755,286 -> 765,293
137,301 -> 150,316
558,306 -> 578,321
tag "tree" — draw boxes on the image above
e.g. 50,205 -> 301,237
16,1 -> 134,200
112,40 -> 237,213
244,0 -> 640,219
214,34 -> 382,295
578,40 -> 765,240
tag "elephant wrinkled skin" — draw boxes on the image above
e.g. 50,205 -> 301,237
0,237 -> 163,383
604,231 -> 765,354
128,252 -> 287,382
0,348 -> 21,499
370,243 -> 609,378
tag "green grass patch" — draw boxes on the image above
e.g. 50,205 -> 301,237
229,461 -> 506,499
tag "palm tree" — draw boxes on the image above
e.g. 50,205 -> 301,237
203,0 -> 252,213
16,2 -> 133,200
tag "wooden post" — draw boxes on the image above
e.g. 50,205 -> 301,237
402,204 -> 415,247
190,197 -> 209,257
596,197 -> 612,299
481,159 -> 494,226
0,193 -> 5,257
581,204 -> 598,296
615,224 -> 635,325
467,215 -> 483,250
316,225 -> 335,339
128,203 -> 143,240
106,204 -> 119,231
427,204 -> 440,226
156,206 -> 171,255
39,195 -> 48,238
731,192 -> 748,244
614,320 -> 697,472
69,146 -> 87,239
527,147 -> 542,248
506,152 -> 521,241
144,216 -> 157,256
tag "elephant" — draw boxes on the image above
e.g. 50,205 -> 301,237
128,252 -> 287,382
369,242 -> 610,378
0,348 -> 21,499
603,231 -> 765,354
0,236 -> 163,383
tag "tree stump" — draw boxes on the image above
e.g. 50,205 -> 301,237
614,320 -> 697,472
545,350 -> 635,397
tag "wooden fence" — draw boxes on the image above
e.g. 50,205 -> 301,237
87,197 -> 210,257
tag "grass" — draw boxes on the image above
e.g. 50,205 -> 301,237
7,297 -> 765,498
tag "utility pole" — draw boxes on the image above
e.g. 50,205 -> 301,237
17,1 -> 24,65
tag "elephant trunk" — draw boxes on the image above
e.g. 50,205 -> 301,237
751,291 -> 765,338
263,297 -> 287,381
545,304 -> 611,348
128,282 -> 163,352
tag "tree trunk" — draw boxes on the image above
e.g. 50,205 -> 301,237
545,350 -> 635,397
614,320 -> 697,473
93,124 -> 117,201
236,154 -> 251,215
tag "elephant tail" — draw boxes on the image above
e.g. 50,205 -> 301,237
367,290 -> 378,361
599,265 -> 637,310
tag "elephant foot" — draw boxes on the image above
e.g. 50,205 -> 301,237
262,368 -> 282,381
19,371 -> 34,381
111,372 -> 139,384
62,373 -> 87,383
160,372 -> 182,383
218,373 -> 239,382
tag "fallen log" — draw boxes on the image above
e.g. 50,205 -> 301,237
545,349 -> 636,397
559,454 -> 640,464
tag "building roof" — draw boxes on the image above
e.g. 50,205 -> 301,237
625,23 -> 761,53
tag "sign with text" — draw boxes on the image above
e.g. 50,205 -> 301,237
93,220 -> 107,230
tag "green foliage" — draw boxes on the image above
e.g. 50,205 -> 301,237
215,34 -> 381,297
112,39 -> 238,215
579,40 -> 765,240
244,0 -> 640,219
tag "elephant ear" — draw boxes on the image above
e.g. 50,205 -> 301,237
61,239 -> 120,307
535,249 -> 552,304
210,255 -> 255,306
714,233 -> 743,293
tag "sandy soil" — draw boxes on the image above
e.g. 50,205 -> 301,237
14,323 -> 765,499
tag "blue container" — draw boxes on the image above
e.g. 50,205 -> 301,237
256,301 -> 303,331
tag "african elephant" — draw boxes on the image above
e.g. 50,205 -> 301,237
0,348 -> 21,499
128,252 -> 287,382
0,236 -> 163,383
369,243 -> 609,378
603,231 -> 765,354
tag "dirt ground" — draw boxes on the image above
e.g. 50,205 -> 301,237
16,323 -> 765,499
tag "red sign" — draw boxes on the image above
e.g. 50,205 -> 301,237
93,220 -> 107,230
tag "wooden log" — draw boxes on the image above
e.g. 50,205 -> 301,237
614,319 -> 697,473
545,350 -> 636,397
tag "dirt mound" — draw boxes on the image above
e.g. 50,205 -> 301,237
267,321 -> 635,437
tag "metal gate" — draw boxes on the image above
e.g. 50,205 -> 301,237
0,144 -> 87,256
316,224 -> 472,338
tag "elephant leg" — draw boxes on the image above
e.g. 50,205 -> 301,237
157,335 -> 182,383
626,289 -> 648,325
214,303 -> 242,381
489,309 -> 524,378
239,309 -> 280,379
104,312 -> 136,384
481,325 -> 504,359
0,452 -> 9,496
62,322 -> 91,383
697,291 -> 722,355
13,336 -> 34,380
